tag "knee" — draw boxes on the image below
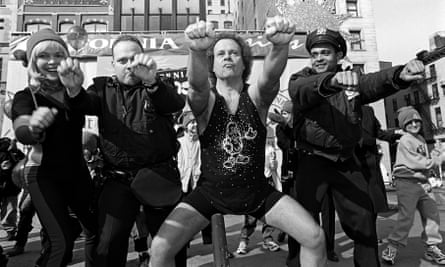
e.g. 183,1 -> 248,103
150,236 -> 175,260
302,225 -> 325,250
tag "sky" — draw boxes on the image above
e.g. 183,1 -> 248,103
372,0 -> 445,65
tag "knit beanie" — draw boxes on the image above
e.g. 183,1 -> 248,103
281,100 -> 293,113
26,28 -> 68,60
182,111 -> 196,128
397,106 -> 421,129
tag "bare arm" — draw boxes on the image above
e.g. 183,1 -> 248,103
184,20 -> 216,133
249,16 -> 296,122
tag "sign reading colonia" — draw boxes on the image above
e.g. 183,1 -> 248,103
10,32 -> 309,58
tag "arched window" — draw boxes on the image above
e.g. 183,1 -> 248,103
59,21 -> 75,33
25,22 -> 51,33
83,22 -> 107,33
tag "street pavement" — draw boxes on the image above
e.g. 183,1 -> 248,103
3,188 -> 445,266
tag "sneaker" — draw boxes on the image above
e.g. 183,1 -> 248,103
138,252 -> 149,267
236,241 -> 248,255
262,240 -> 280,252
425,245 -> 445,265
381,245 -> 398,265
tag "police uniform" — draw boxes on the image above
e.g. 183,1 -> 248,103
287,28 -> 412,267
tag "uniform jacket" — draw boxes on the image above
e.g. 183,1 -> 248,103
288,65 -> 410,162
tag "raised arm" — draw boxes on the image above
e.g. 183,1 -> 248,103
250,16 -> 295,115
184,21 -> 216,118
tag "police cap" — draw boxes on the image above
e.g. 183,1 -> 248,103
305,28 -> 347,58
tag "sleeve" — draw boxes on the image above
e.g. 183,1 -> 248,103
11,90 -> 34,120
66,84 -> 102,116
359,66 -> 412,104
288,69 -> 340,112
11,90 -> 40,145
150,77 -> 185,114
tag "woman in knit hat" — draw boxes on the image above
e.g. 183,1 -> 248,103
10,28 -> 96,267
382,106 -> 445,265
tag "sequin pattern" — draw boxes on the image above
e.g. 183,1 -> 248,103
198,87 -> 269,214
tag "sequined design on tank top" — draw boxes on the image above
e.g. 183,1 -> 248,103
222,121 -> 257,169
197,86 -> 268,214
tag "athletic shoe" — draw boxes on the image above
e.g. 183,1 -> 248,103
424,245 -> 445,265
236,240 -> 248,255
381,245 -> 398,265
262,240 -> 280,252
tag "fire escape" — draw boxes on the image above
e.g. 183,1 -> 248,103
413,49 -> 445,141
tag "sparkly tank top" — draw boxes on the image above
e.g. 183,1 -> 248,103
198,86 -> 268,214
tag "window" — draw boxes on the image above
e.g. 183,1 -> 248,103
220,0 -> 225,6
436,107 -> 443,128
148,16 -> 160,31
211,21 -> 219,29
59,21 -> 74,33
221,10 -> 225,14
25,22 -> 51,33
83,22 -> 107,32
392,99 -> 398,112
353,64 -> 364,74
0,18 -> 4,30
430,64 -> 437,79
122,0 -> 145,13
160,15 -> 172,31
208,10 -> 212,14
414,91 -> 420,104
404,94 -> 411,105
432,83 -> 439,99
208,0 -> 212,6
223,21 -> 232,29
0,58 -> 3,81
349,30 -> 363,50
0,0 -> 5,6
346,0 -> 358,17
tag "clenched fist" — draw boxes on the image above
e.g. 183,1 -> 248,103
264,16 -> 296,46
128,53 -> 158,85
399,59 -> 425,82
185,20 -> 216,51
29,107 -> 58,138
330,70 -> 359,92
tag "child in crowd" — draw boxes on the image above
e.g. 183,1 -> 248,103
382,106 -> 445,265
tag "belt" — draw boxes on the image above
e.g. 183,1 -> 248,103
103,169 -> 135,184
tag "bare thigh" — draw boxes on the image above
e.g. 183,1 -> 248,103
151,202 -> 210,255
264,195 -> 322,248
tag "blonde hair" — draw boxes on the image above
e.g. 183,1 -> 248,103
27,41 -> 68,87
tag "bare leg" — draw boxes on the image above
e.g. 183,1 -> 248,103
149,202 -> 209,267
264,195 -> 327,267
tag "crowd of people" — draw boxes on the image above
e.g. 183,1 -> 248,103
0,14 -> 441,267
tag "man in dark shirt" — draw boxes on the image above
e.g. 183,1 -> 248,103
60,35 -> 186,266
287,28 -> 425,267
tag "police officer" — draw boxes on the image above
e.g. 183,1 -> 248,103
286,28 -> 426,267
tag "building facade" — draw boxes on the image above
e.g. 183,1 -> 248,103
206,0 -> 235,29
234,0 -> 392,169
384,32 -> 445,143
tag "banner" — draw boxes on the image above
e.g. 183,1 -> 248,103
10,31 -> 310,59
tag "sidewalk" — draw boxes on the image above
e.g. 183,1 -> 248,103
3,187 -> 445,266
